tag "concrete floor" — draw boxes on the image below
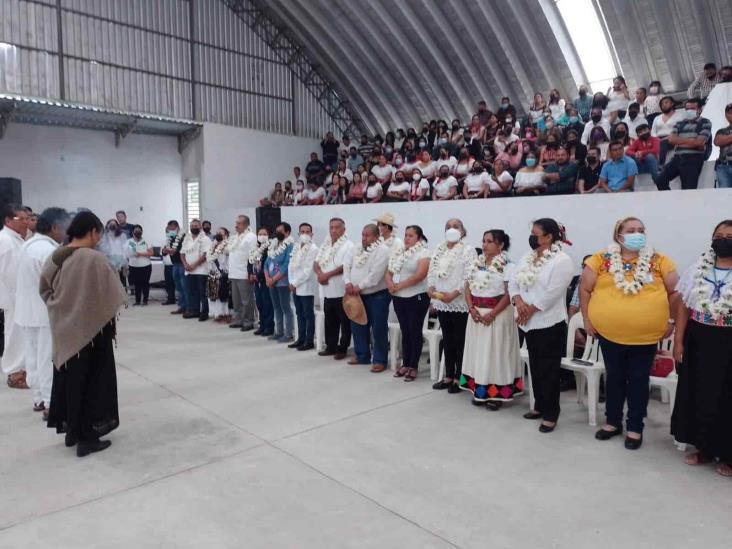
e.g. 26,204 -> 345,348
0,296 -> 729,548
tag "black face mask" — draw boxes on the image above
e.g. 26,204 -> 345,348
203,227 -> 211,234
587,156 -> 598,164
529,235 -> 540,250
639,133 -> 650,140
591,115 -> 602,123
214,234 -> 224,242
440,172 -> 450,179
452,124 -> 459,130
190,228 -> 201,236
579,90 -> 587,97
712,238 -> 732,258
276,232 -> 285,241
133,231 -> 142,238
396,178 -> 404,183
615,131 -> 626,138
547,142 -> 557,149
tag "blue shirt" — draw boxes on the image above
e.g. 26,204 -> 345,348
265,243 -> 293,287
573,96 -> 593,121
599,155 -> 638,191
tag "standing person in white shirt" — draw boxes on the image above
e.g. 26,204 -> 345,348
227,215 -> 258,331
16,207 -> 69,414
385,225 -> 431,382
374,213 -> 403,250
651,95 -> 684,166
181,219 -> 212,321
125,225 -> 153,306
428,218 -> 478,393
344,224 -> 391,373
509,218 -> 574,433
314,218 -> 354,360
0,203 -> 30,389
288,223 -> 319,351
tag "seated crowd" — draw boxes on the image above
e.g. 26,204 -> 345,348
262,65 -> 732,207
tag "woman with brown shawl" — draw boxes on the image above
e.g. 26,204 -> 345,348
40,211 -> 127,457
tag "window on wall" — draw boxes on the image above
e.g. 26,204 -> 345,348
185,179 -> 200,226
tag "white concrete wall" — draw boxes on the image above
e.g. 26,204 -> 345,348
0,123 -> 183,246
199,123 -> 319,227
277,189 -> 732,274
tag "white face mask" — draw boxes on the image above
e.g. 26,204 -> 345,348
685,109 -> 698,120
445,228 -> 461,243
299,233 -> 311,244
412,174 -> 421,181
257,235 -> 268,244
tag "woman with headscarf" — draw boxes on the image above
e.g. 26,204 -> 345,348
41,211 -> 127,457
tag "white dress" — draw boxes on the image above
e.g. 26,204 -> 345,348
460,259 -> 523,401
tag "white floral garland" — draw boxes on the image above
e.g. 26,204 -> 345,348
290,242 -> 313,270
166,232 -> 184,252
208,238 -> 228,262
514,242 -> 563,289
354,240 -> 382,267
467,252 -> 509,291
388,241 -> 426,274
379,235 -> 396,248
227,228 -> 252,252
691,249 -> 732,320
430,240 -> 466,279
606,242 -> 654,295
316,233 -> 348,269
248,239 -> 272,264
268,235 -> 294,258
181,233 -> 206,256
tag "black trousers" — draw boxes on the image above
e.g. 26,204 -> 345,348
437,310 -> 468,380
324,296 -> 351,353
525,321 -> 567,422
654,154 -> 705,190
187,274 -> 209,317
128,265 -> 152,304
393,293 -> 430,369
163,264 -> 176,302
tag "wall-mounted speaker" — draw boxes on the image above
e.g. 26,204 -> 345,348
256,206 -> 281,235
0,178 -> 22,207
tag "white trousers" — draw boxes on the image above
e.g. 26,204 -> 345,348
23,326 -> 53,406
0,307 -> 25,375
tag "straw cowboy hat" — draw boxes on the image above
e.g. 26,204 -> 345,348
342,293 -> 368,325
373,212 -> 398,228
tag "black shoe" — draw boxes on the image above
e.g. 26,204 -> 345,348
485,401 -> 503,411
253,329 -> 263,335
318,349 -> 336,357
432,380 -> 451,390
288,341 -> 304,349
162,300 -> 176,306
471,399 -> 485,407
298,343 -> 315,351
259,331 -> 274,337
133,302 -> 141,307
65,433 -> 78,448
447,384 -> 461,394
229,323 -> 243,329
624,435 -> 643,450
539,423 -> 556,433
77,439 -> 112,457
240,325 -> 255,332
595,427 -> 622,441
183,312 -> 198,319
523,411 -> 542,420
198,315 -> 209,322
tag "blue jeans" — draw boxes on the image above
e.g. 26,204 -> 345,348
635,153 -> 659,176
598,336 -> 657,433
254,282 -> 274,333
293,294 -> 315,345
269,285 -> 294,338
186,274 -> 209,317
716,163 -> 732,188
172,264 -> 188,310
351,290 -> 391,365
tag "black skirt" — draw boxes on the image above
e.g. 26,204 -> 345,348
671,319 -> 732,461
47,322 -> 120,444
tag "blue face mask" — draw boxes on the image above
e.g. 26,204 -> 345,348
622,233 -> 646,251
525,158 -> 537,167
167,230 -> 177,238
569,116 -> 579,123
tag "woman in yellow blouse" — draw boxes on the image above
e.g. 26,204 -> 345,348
580,217 -> 679,449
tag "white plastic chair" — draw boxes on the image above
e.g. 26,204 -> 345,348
423,315 -> 442,381
388,322 -> 402,371
519,342 -> 535,411
649,336 -> 677,415
314,296 -> 325,352
560,312 -> 606,426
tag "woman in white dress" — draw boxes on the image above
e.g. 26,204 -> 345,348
514,151 -> 546,195
428,218 -> 478,393
461,230 -> 522,409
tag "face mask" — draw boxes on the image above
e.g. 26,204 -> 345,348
395,158 -> 403,166
214,234 -> 224,242
473,166 -> 483,173
639,133 -> 650,141
385,146 -> 393,154
526,158 -> 537,167
500,104 -> 508,110
528,235 -> 540,250
440,172 -> 450,179
257,234 -> 268,244
569,116 -> 579,123
190,228 -> 201,236
296,184 -> 304,191
133,231 -> 142,238
579,90 -> 587,97
621,233 -> 646,251
276,232 -> 286,241
452,124 -> 460,130
167,230 -> 177,238
445,228 -> 461,243
591,115 -> 602,123
203,227 -> 211,234
299,234 -> 311,244
368,180 -> 376,186
711,238 -> 732,258
685,109 -> 697,120
419,141 -> 427,148
438,138 -> 448,146
412,174 -> 421,181
547,142 -> 557,148
587,156 -> 598,164
629,111 -> 638,120
505,119 -> 513,124
649,86 -> 659,94
615,131 -> 626,138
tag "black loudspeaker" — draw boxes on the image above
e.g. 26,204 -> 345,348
256,206 -> 281,234
0,178 -> 22,206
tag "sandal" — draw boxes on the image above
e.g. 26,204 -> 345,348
393,367 -> 409,378
7,372 -> 29,389
485,401 -> 503,411
716,463 -> 732,477
404,369 -> 418,382
432,379 -> 453,390
684,452 -> 713,466
33,402 -> 46,412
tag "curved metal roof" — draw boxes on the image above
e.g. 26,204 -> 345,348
265,0 -> 587,135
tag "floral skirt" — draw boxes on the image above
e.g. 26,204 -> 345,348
459,305 -> 524,401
